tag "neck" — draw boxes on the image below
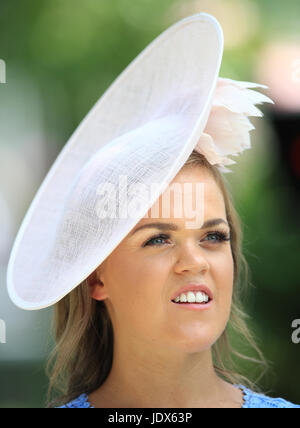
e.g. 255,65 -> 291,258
88,336 -> 242,408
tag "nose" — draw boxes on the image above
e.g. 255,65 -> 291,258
173,241 -> 210,274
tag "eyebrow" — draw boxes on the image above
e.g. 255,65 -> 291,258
129,218 -> 229,236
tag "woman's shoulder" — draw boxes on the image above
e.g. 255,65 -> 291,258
57,393 -> 94,408
236,384 -> 300,409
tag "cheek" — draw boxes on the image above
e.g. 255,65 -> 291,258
106,252 -> 172,331
207,250 -> 234,334
210,250 -> 234,298
107,250 -> 170,306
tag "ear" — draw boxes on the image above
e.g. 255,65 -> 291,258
86,268 -> 108,301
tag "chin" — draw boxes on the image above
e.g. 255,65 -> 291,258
171,334 -> 217,354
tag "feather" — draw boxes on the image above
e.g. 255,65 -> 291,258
194,77 -> 275,173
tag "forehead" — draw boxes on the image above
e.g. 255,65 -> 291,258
141,166 -> 226,227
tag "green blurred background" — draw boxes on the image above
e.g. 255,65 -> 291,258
0,0 -> 299,408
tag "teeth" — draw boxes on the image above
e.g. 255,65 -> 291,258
174,291 -> 209,303
179,294 -> 187,303
187,291 -> 196,303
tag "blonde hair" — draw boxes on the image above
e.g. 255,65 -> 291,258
45,150 -> 270,407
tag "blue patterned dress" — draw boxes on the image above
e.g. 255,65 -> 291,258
58,384 -> 300,408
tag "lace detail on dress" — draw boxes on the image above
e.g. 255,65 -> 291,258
58,386 -> 300,408
233,383 -> 247,408
233,384 -> 300,409
58,394 -> 94,408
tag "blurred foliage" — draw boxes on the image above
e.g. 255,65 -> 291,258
0,0 -> 299,407
0,362 -> 48,408
231,163 -> 300,402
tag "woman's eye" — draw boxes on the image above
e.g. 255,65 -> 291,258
205,231 -> 231,244
143,234 -> 170,247
143,231 -> 231,247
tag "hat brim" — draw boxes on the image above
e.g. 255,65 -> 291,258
7,13 -> 224,310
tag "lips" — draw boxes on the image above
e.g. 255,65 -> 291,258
170,284 -> 213,302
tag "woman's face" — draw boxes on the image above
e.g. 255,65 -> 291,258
92,166 -> 234,354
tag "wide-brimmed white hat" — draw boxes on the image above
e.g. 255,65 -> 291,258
6,13 -> 274,310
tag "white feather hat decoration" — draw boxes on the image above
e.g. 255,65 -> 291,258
195,77 -> 274,173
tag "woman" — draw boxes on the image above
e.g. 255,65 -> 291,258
48,150 -> 299,408
6,13 -> 299,408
